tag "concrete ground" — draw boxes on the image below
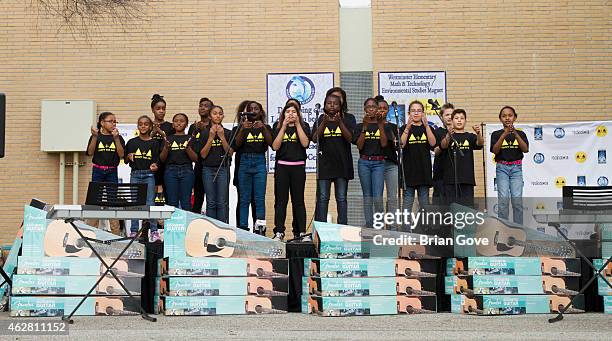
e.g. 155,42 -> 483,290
0,312 -> 610,340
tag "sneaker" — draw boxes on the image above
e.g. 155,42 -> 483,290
272,232 -> 285,241
254,220 -> 267,236
299,232 -> 312,242
128,232 -> 138,238
150,231 -> 161,243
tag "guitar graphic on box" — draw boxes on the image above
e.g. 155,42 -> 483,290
185,219 -> 283,258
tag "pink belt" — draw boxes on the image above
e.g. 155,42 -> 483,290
497,160 -> 522,165
277,160 -> 305,166
92,163 -> 117,170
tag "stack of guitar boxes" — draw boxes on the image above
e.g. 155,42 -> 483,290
598,223 -> 612,314
10,205 -> 146,317
446,257 -> 585,315
301,222 -> 439,316
155,209 -> 289,315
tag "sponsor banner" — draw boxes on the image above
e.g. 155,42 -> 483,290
377,71 -> 446,128
485,121 -> 612,238
266,72 -> 335,173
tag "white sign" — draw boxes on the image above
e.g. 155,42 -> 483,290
378,71 -> 447,128
266,72 -> 334,173
484,120 -> 612,238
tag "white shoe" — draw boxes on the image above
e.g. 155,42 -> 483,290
254,219 -> 267,236
272,232 -> 285,241
299,232 -> 312,242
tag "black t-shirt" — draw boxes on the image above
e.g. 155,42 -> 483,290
272,122 -> 311,162
442,132 -> 483,185
401,124 -> 434,187
490,129 -> 529,162
195,128 -> 232,167
432,127 -> 448,181
383,123 -> 399,164
353,123 -> 393,157
312,113 -> 356,180
165,134 -> 193,165
88,134 -> 126,167
232,125 -> 272,154
125,137 -> 159,171
152,121 -> 174,164
188,122 -> 209,167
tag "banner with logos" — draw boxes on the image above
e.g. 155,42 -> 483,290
484,120 -> 612,238
266,72 -> 334,173
377,71 -> 446,128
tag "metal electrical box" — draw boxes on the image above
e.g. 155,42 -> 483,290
41,100 -> 96,152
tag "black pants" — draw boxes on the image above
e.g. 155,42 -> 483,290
273,164 -> 306,235
192,162 -> 204,214
431,179 -> 445,206
444,184 -> 475,209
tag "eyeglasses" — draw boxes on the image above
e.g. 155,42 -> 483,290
103,120 -> 118,124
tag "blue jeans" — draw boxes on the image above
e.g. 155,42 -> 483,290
203,166 -> 230,223
404,186 -> 429,213
316,178 -> 348,225
92,166 -> 118,183
358,159 -> 385,228
164,164 -> 195,211
496,163 -> 524,224
129,170 -> 157,232
384,161 -> 399,215
238,153 -> 267,229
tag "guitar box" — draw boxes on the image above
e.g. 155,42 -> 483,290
597,276 -> 612,296
602,242 -> 612,258
0,233 -> 22,299
305,276 -> 436,297
163,209 -> 285,259
601,224 -> 612,241
158,276 -> 288,296
604,296 -> 612,314
451,294 -> 585,315
306,295 -> 437,316
158,295 -> 287,315
447,257 -> 581,276
21,205 -> 145,260
17,256 -> 145,277
159,257 -> 289,277
445,275 -> 580,295
307,258 -> 437,278
10,296 -> 141,316
11,274 -> 142,296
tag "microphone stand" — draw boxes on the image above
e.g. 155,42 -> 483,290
392,105 -> 405,212
213,113 -> 242,183
432,108 -> 464,203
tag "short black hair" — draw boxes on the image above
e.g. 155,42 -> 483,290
499,106 -> 517,119
451,108 -> 467,120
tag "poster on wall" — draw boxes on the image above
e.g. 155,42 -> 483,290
484,120 -> 612,239
266,72 -> 334,173
377,71 -> 447,128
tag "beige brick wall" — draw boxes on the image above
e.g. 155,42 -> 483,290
1,1 -> 610,244
0,0 -> 339,244
372,0 -> 612,197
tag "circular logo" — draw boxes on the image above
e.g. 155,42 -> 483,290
575,152 -> 587,163
596,125 -> 608,137
598,176 -> 609,186
533,153 -> 545,164
554,128 -> 565,138
555,176 -> 567,188
285,76 -> 315,105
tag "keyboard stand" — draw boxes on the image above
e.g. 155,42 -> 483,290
47,204 -> 174,323
547,222 -> 612,323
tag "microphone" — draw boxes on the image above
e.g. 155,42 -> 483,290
427,99 -> 440,111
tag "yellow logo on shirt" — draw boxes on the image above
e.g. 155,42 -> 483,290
283,132 -> 297,142
211,138 -> 222,147
501,139 -> 519,149
97,141 -> 116,152
323,126 -> 342,137
170,140 -> 188,151
451,139 -> 471,150
408,133 -> 427,144
364,129 -> 380,140
246,132 -> 264,143
134,148 -> 152,160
